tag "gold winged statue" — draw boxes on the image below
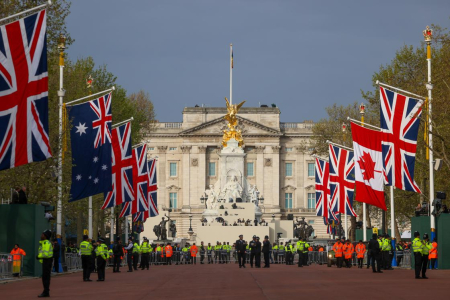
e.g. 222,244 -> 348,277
223,97 -> 246,147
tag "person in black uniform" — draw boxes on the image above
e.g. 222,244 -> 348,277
262,235 -> 271,268
368,233 -> 382,273
113,237 -> 124,272
255,237 -> 262,268
200,241 -> 206,264
249,235 -> 257,268
37,230 -> 53,298
52,239 -> 60,273
124,237 -> 134,272
235,234 -> 247,268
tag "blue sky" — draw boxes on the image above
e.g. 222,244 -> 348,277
66,0 -> 449,122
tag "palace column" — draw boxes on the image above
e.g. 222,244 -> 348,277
181,145 -> 192,212
197,146 -> 207,207
272,146 -> 281,211
157,146 -> 168,209
255,146 -> 265,202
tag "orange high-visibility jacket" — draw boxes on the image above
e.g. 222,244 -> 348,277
355,243 -> 366,258
318,247 -> 324,252
165,245 -> 173,257
10,248 -> 26,263
332,242 -> 343,257
190,245 -> 198,257
429,242 -> 438,259
343,243 -> 354,259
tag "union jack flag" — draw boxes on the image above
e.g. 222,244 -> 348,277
329,144 -> 357,217
120,144 -> 149,217
133,158 -> 158,221
102,122 -> 134,209
380,87 -> 422,193
0,10 -> 51,170
133,158 -> 158,222
91,93 -> 112,148
315,158 -> 331,219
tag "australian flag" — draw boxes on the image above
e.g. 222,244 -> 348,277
68,93 -> 112,201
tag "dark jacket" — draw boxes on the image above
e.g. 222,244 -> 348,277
235,240 -> 247,253
368,238 -> 380,256
249,240 -> 257,253
11,190 -> 19,204
255,241 -> 262,253
53,243 -> 61,257
18,190 -> 27,204
113,243 -> 124,256
262,240 -> 270,253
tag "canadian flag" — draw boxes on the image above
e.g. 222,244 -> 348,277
351,122 -> 386,210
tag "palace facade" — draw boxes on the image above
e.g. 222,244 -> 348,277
143,106 -> 329,238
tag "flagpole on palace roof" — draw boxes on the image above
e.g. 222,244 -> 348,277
87,76 -> 94,240
230,43 -> 233,105
424,26 -> 436,241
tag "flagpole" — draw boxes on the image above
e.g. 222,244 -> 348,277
359,104 -> 367,242
0,0 -> 52,23
424,26 -> 435,241
125,216 -> 129,242
390,185 -> 397,266
65,87 -> 115,106
112,117 -> 134,128
376,80 -> 426,101
87,77 -> 93,240
110,207 -> 115,243
56,35 -> 66,239
230,43 -> 233,105
341,123 -> 348,240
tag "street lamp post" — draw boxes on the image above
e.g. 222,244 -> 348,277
56,34 -> 66,239
423,26 -> 436,241
188,214 -> 193,232
272,214 -> 275,222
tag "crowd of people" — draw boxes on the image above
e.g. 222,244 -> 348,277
32,229 -> 438,297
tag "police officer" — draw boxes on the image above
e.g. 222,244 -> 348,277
200,242 -> 206,264
80,235 -> 93,281
249,235 -> 257,268
112,237 -> 124,272
132,239 -> 140,270
382,234 -> 393,270
255,237 -> 262,268
37,230 -> 53,298
140,237 -> 150,270
285,240 -> 292,265
421,233 -> 432,279
273,243 -> 279,264
412,231 -> 424,279
303,239 -> 309,266
124,237 -> 134,272
95,238 -> 109,281
214,242 -> 220,264
207,243 -> 213,264
296,238 -> 304,267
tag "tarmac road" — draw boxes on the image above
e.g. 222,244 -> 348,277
1,264 -> 447,299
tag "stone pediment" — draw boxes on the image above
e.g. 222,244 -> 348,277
180,116 -> 282,137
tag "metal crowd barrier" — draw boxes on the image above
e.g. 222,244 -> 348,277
65,253 -> 82,271
1,253 -> 24,280
396,249 -> 410,268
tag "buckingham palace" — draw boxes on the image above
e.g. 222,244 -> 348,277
143,105 -> 329,238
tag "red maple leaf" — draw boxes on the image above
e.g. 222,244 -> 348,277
358,151 -> 377,181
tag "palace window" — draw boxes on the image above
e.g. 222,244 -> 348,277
169,193 -> 177,208
285,193 -> 293,209
247,162 -> 254,177
308,163 -> 314,177
169,162 -> 177,177
285,163 -> 293,177
148,147 -> 154,151
307,193 -> 315,209
208,162 -> 216,176
286,147 -> 293,152
169,147 -> 177,151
